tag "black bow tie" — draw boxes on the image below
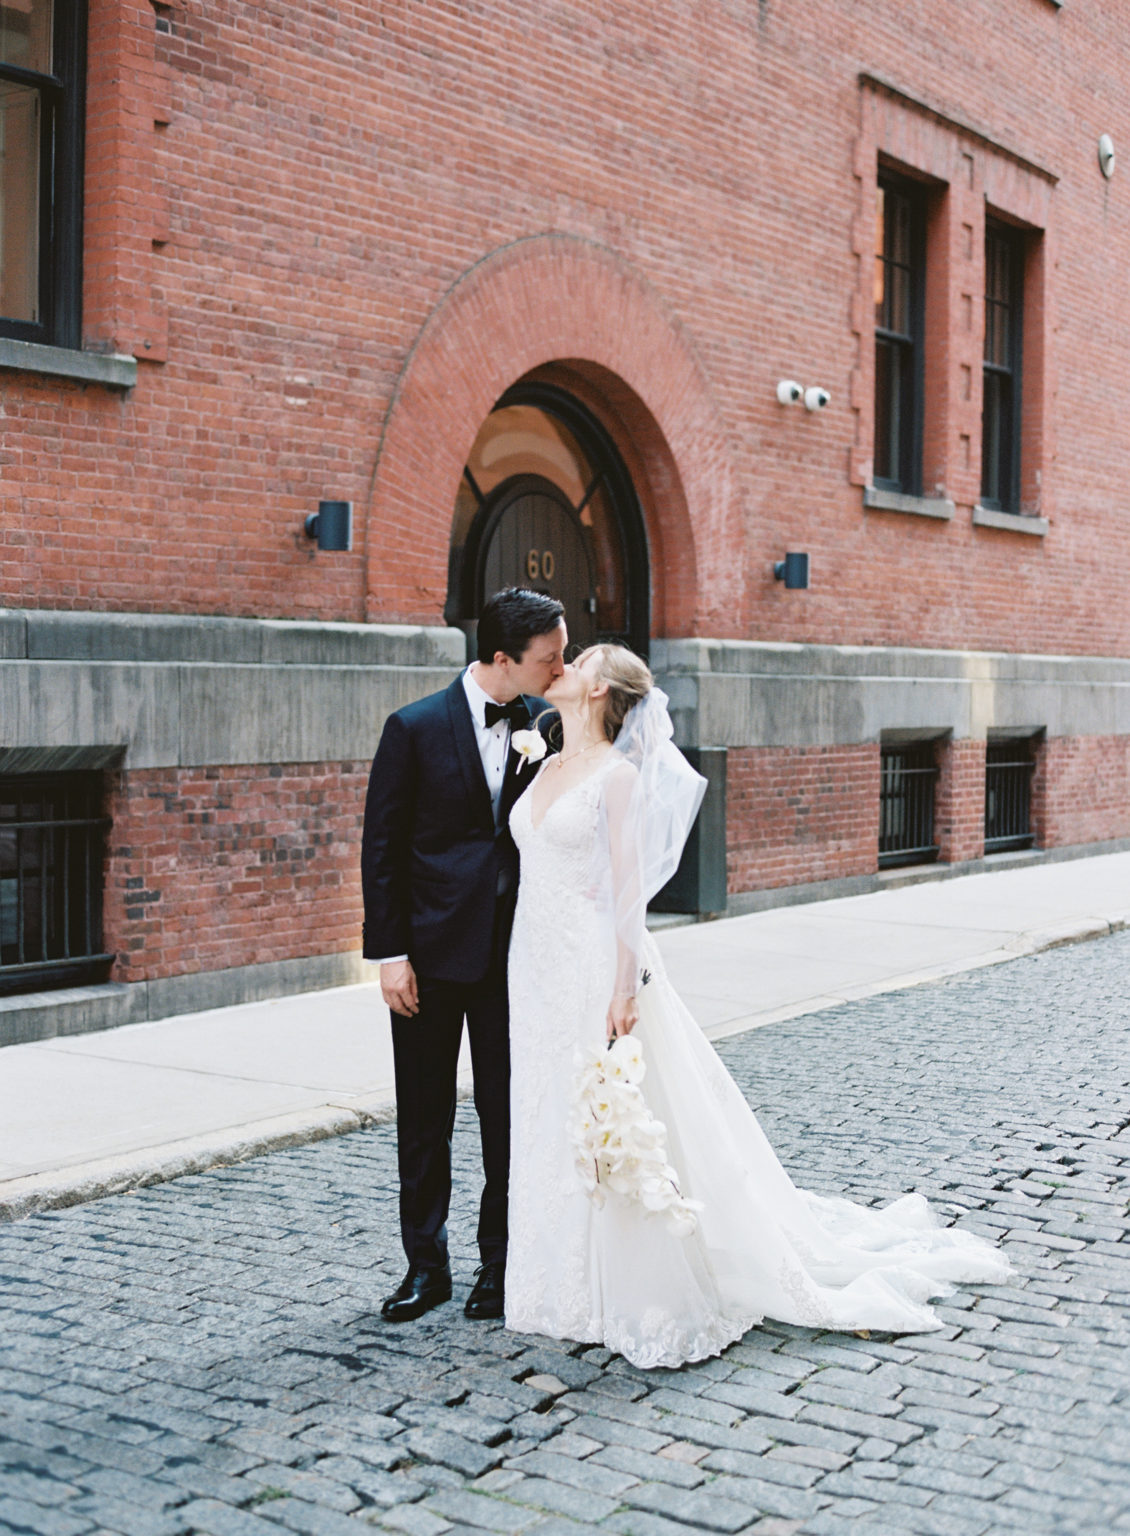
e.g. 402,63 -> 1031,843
484,698 -> 529,730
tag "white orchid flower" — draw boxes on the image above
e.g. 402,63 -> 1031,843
511,728 -> 547,762
567,1035 -> 699,1237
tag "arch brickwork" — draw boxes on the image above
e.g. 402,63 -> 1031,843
364,235 -> 741,637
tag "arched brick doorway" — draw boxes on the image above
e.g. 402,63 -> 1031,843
365,235 -> 740,639
448,380 -> 650,658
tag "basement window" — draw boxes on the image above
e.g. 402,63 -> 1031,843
879,741 -> 939,868
0,772 -> 111,995
984,736 -> 1037,854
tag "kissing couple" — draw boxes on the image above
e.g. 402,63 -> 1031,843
361,587 -> 1009,1369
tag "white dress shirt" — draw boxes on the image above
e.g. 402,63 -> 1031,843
461,664 -> 514,825
373,666 -> 514,967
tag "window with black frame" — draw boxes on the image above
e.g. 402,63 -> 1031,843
874,175 -> 925,495
0,0 -> 85,349
981,221 -> 1024,512
0,773 -> 111,996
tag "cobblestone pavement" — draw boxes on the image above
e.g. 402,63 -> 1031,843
3,931 -> 1129,1536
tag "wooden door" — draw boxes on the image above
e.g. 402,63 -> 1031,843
477,476 -> 596,650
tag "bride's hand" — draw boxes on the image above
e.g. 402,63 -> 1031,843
606,994 -> 639,1040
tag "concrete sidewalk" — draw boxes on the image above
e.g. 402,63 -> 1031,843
2,849 -> 1128,1223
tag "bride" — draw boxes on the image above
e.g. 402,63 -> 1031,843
504,643 -> 1010,1370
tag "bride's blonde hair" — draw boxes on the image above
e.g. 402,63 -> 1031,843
581,644 -> 653,743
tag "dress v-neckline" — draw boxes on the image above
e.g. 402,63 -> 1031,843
528,752 -> 615,833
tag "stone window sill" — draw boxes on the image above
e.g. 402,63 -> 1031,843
863,486 -> 955,521
0,338 -> 137,389
972,505 -> 1049,537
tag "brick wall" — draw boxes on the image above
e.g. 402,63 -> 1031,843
934,738 -> 986,864
103,762 -> 366,982
5,0 -> 1130,657
95,733 -> 1130,987
1032,736 -> 1130,851
8,0 -> 1130,993
726,745 -> 880,895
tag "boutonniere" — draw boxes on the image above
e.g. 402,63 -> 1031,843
511,728 -> 547,764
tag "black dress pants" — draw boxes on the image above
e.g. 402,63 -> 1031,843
390,950 -> 510,1271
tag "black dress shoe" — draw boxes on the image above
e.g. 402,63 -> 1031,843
464,1260 -> 505,1319
381,1263 -> 452,1322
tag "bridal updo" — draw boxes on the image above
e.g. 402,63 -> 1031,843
584,644 -> 653,743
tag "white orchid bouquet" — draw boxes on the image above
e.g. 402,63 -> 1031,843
567,1034 -> 702,1238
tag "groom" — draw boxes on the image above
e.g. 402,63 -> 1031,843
361,587 -> 567,1322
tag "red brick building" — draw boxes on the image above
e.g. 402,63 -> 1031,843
3,0 -> 1129,1038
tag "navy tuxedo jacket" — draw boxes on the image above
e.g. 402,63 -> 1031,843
360,676 -> 550,983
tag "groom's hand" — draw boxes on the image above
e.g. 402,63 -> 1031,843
381,959 -> 419,1017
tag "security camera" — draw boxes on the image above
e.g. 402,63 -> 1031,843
776,380 -> 804,405
804,386 -> 830,412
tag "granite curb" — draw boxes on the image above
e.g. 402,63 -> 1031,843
0,1098 -> 397,1225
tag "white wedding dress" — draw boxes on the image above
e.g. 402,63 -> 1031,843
505,751 -> 1011,1370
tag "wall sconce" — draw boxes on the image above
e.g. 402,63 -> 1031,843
304,500 -> 353,552
774,552 -> 810,589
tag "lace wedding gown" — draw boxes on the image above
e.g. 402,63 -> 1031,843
505,753 -> 1010,1370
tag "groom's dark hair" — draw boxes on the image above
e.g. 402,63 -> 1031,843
477,587 -> 565,664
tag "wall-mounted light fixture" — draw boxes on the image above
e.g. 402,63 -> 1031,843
774,552 -> 810,589
304,500 -> 353,552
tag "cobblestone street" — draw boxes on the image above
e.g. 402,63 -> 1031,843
2,930 -> 1129,1536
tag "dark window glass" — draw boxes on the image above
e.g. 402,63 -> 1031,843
878,743 -> 939,868
984,740 -> 1036,853
981,222 -> 1025,512
0,773 -> 111,996
0,0 -> 85,348
0,77 -> 42,322
873,177 -> 925,494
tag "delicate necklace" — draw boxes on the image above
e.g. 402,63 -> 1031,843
555,740 -> 607,770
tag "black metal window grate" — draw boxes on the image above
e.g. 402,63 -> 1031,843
984,741 -> 1036,853
879,744 -> 939,868
0,773 -> 111,996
